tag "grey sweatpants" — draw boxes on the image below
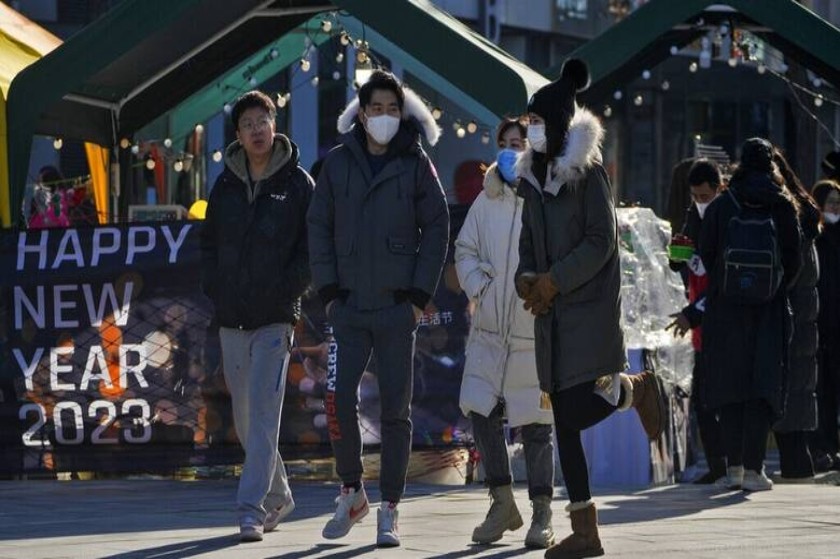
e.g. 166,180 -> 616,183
220,323 -> 292,522
326,301 -> 417,503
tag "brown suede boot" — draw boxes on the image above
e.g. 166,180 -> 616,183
619,371 -> 666,440
544,501 -> 604,558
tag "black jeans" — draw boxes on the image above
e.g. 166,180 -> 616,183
718,399 -> 772,472
692,352 -> 726,470
550,380 -> 621,503
774,430 -> 814,478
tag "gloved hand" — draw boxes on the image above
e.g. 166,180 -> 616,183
532,272 -> 560,303
515,273 -> 538,300
524,296 -> 551,316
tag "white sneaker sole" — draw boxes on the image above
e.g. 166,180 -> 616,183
265,499 -> 296,532
322,505 -> 369,539
377,532 -> 401,547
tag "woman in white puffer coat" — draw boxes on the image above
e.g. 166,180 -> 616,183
455,119 -> 555,550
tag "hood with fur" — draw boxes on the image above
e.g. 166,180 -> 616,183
516,107 -> 603,189
337,85 -> 441,146
483,162 -> 515,200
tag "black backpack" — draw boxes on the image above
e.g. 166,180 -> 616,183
721,189 -> 783,304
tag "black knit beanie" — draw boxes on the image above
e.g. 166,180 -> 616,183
740,137 -> 774,174
527,58 -> 590,159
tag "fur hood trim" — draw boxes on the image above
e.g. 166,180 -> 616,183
482,162 -> 513,199
336,85 -> 441,146
515,107 -> 603,186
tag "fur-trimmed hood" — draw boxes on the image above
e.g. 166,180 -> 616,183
482,162 -> 516,199
516,107 -> 604,190
336,85 -> 441,146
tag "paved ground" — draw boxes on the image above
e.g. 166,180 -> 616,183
1,475 -> 839,559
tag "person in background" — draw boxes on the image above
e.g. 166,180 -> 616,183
308,70 -> 449,548
699,138 -> 802,492
771,148 -> 821,483
455,118 -> 555,549
811,179 -> 840,472
515,59 -> 665,559
666,158 -> 699,243
199,90 -> 313,542
666,159 -> 727,484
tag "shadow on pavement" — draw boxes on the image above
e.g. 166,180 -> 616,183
433,543 -> 535,559
268,543 -> 377,558
98,534 -> 240,559
597,484 -> 749,525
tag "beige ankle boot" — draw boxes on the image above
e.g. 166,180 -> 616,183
471,485 -> 523,544
525,495 -> 555,549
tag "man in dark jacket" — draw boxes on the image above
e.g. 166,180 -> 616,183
199,90 -> 313,542
307,70 -> 448,548
514,59 -> 664,559
666,159 -> 727,484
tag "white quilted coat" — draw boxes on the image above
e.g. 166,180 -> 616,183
455,163 -> 553,427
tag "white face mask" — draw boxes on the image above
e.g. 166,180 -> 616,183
527,124 -> 547,153
695,201 -> 710,219
824,212 -> 840,224
364,114 -> 400,145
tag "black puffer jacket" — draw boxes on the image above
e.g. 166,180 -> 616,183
700,172 -> 802,416
200,134 -> 314,329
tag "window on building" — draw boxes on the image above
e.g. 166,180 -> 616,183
557,0 -> 588,20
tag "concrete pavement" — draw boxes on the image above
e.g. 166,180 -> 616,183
1,475 -> 838,558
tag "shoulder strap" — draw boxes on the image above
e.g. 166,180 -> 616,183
726,188 -> 742,213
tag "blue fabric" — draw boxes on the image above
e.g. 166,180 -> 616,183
496,148 -> 518,184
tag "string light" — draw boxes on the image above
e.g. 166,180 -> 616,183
634,94 -> 644,106
249,76 -> 258,86
131,144 -> 140,155
669,45 -> 679,55
320,20 -> 332,33
300,58 -> 311,72
603,105 -> 613,118
689,61 -> 698,73
145,158 -> 156,170
163,138 -> 172,148
53,137 -> 63,150
276,93 -> 287,108
432,107 -> 443,120
336,52 -> 344,63
223,103 -> 232,114
728,56 -> 738,68
333,70 -> 341,80
481,132 -> 490,144
642,70 -> 651,80
173,159 -> 184,173
467,121 -> 478,134
212,150 -> 223,163
613,90 -> 623,100
339,31 -> 351,46
456,126 -> 466,139
815,95 -> 824,107
661,80 -> 670,91
270,47 -> 279,59
757,63 -> 767,74
119,138 -> 131,149
195,124 -> 204,134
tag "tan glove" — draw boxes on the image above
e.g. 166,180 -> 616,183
515,273 -> 538,300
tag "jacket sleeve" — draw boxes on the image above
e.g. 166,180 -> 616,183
454,196 -> 492,299
699,196 -> 724,282
199,176 -> 221,300
281,169 -> 314,300
517,190 -> 537,279
777,200 -> 803,289
411,154 -> 450,307
549,165 -> 617,295
306,157 -> 339,303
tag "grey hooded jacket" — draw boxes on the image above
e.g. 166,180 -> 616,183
308,87 -> 449,311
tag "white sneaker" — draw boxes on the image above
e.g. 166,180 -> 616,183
716,465 -> 744,490
239,515 -> 264,543
322,485 -> 369,539
264,494 -> 295,532
376,501 -> 400,547
742,468 -> 773,492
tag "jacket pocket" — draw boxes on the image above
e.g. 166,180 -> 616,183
388,236 -> 419,255
336,236 -> 356,289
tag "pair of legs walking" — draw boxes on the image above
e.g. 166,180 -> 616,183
220,324 -> 295,542
323,301 -> 416,547
470,403 -> 555,548
718,399 -> 774,491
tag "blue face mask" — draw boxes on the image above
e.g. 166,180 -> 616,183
496,148 -> 519,184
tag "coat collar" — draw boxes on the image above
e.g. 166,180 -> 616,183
482,162 -> 515,200
516,107 -> 604,194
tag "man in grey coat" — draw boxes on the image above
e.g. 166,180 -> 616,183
307,70 -> 448,548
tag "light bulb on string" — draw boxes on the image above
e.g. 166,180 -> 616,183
300,58 -> 311,72
339,31 -> 350,46
131,144 -> 140,155
212,150 -> 223,163
276,93 -> 287,108
613,90 -> 623,101
813,77 -> 823,88
757,63 -> 766,75
195,123 -> 204,134
603,106 -> 612,118
311,76 -> 320,87
779,63 -> 789,74
456,126 -> 466,139
333,70 -> 341,80
481,132 -> 490,145
53,137 -> 63,150
728,56 -> 738,68
432,107 -> 443,120
467,121 -> 478,134
284,92 -> 292,102
670,45 -> 679,55
270,47 -> 279,59
336,52 -> 344,63
661,80 -> 670,91
320,20 -> 332,33
173,159 -> 184,173
119,138 -> 131,149
223,103 -> 232,114
145,158 -> 156,170
249,76 -> 258,86
356,51 -> 368,65
642,70 -> 651,80
634,94 -> 643,106
689,61 -> 698,73
163,138 -> 173,149
815,95 -> 824,108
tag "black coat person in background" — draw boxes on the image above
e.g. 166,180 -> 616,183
514,59 -> 665,559
772,148 -> 821,482
700,138 -> 802,492
811,179 -> 840,472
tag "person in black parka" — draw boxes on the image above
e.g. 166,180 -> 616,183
812,180 -> 840,471
771,148 -> 820,482
700,138 -> 802,492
